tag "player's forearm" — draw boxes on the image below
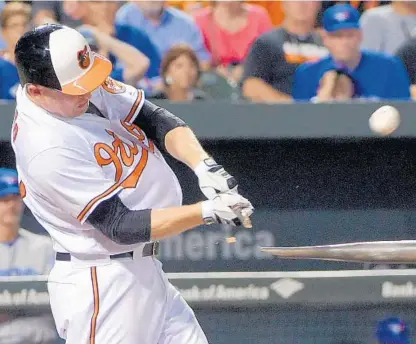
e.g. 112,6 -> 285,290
150,203 -> 204,240
87,195 -> 206,244
164,126 -> 209,169
133,102 -> 210,167
242,78 -> 293,102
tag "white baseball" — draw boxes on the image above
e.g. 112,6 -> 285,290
369,105 -> 401,136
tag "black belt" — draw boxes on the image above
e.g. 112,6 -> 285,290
56,242 -> 159,262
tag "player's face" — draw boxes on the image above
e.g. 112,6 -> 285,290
28,85 -> 92,118
46,90 -> 92,118
0,195 -> 23,229
324,29 -> 362,63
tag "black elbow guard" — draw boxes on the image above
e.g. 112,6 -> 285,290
87,195 -> 151,245
133,100 -> 188,152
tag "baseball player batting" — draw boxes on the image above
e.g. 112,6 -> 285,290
11,24 -> 254,344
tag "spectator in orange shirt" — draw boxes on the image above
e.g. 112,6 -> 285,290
193,1 -> 272,84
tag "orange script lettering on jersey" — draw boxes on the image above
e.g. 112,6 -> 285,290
94,130 -> 141,183
121,121 -> 155,153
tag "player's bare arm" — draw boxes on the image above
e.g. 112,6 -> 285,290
87,185 -> 253,244
133,100 -> 246,201
164,126 -> 209,170
89,96 -> 253,240
150,192 -> 252,240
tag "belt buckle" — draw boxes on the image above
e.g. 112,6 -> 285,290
152,241 -> 159,256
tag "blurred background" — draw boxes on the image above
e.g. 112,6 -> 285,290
1,0 -> 416,343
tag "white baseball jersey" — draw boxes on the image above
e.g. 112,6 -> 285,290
12,78 -> 183,255
12,78 -> 207,344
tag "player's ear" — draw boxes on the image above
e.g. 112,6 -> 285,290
26,84 -> 53,98
26,84 -> 42,97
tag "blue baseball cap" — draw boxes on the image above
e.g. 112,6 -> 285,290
376,317 -> 411,344
0,168 -> 19,199
323,4 -> 360,33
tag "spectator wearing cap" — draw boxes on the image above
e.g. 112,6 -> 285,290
0,168 -> 56,343
376,317 -> 411,344
0,2 -> 31,100
115,1 -> 211,70
360,1 -> 416,55
193,1 -> 273,85
64,1 -> 161,92
241,1 -> 328,103
293,4 -> 410,102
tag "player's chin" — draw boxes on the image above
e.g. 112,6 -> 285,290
72,100 -> 90,117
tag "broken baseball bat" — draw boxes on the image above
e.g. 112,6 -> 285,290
260,240 -> 416,264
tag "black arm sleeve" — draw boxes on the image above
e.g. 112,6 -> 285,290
133,100 -> 188,152
87,195 -> 151,245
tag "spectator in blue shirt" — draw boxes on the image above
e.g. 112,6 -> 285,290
116,1 -> 211,69
0,2 -> 30,100
64,1 -> 161,93
293,4 -> 411,102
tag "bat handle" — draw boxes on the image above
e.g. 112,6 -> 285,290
238,207 -> 252,228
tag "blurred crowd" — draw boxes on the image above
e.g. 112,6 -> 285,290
0,0 -> 415,103
0,2 -> 416,343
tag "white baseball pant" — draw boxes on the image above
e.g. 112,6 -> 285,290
47,246 -> 208,344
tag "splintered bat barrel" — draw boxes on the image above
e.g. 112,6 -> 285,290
260,240 -> 416,264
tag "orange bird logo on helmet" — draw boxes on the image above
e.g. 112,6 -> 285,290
77,45 -> 91,69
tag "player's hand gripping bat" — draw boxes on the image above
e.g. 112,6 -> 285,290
240,208 -> 253,228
